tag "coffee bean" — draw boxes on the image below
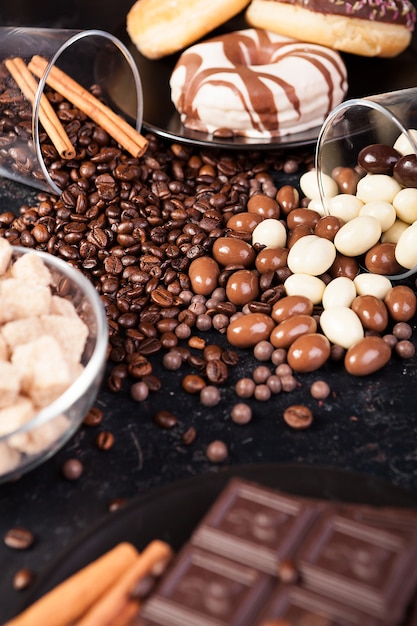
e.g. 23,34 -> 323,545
283,405 -> 313,429
182,426 -> 197,445
83,406 -> 104,427
277,559 -> 299,584
182,374 -> 206,394
96,431 -> 115,450
108,497 -> 128,512
4,527 -> 35,550
205,359 -> 228,384
13,568 -> 34,591
153,410 -> 178,429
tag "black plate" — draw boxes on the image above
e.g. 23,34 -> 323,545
21,462 -> 417,609
114,13 -> 417,150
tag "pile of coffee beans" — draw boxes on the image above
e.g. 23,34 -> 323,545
0,68 -> 416,439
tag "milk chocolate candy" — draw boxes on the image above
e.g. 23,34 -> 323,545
190,478 -> 321,575
139,544 -> 275,626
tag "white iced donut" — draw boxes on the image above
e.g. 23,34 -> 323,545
170,29 -> 348,139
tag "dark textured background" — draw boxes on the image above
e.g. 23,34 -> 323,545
0,4 -> 417,623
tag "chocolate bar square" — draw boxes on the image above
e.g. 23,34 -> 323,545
254,584 -> 389,626
191,477 -> 321,575
297,510 -> 417,620
140,544 -> 275,626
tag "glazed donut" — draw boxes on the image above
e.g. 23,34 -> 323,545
126,0 -> 251,60
246,0 -> 416,57
169,29 -> 348,139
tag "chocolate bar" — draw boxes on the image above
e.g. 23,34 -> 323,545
255,584 -> 385,626
190,478 -> 322,575
135,478 -> 417,626
297,510 -> 417,619
139,544 -> 275,626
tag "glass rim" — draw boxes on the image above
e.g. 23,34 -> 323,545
314,94 -> 417,280
32,28 -> 143,195
0,246 -> 108,441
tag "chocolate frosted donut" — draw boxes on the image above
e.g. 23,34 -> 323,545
246,0 -> 416,57
170,29 -> 348,138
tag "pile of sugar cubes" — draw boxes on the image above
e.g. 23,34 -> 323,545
0,238 -> 89,476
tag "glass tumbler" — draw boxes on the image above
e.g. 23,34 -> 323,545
315,88 -> 417,279
0,27 -> 143,194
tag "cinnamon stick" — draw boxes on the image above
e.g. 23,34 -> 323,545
5,542 -> 139,626
5,57 -> 76,160
28,55 -> 148,158
74,540 -> 173,626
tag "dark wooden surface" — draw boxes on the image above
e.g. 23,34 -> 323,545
0,4 -> 417,624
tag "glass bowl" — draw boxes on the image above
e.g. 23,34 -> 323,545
0,245 -> 108,483
314,88 -> 417,280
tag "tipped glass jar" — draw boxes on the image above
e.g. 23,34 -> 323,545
314,88 -> 417,280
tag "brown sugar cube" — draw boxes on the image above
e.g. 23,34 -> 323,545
0,396 -> 35,436
0,361 -> 21,408
0,238 -> 13,276
9,413 -> 69,455
11,252 -> 52,287
40,314 -> 88,363
1,318 -> 45,351
11,335 -> 72,407
0,441 -> 21,475
50,295 -> 80,319
0,332 -> 9,360
0,279 -> 51,323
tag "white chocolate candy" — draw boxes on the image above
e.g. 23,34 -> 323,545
353,273 -> 392,299
307,198 -> 329,217
359,201 -> 396,232
287,235 -> 336,276
252,218 -> 287,248
356,174 -> 402,204
284,273 -> 326,304
334,216 -> 382,256
393,188 -> 417,224
322,276 -> 357,309
328,194 -> 363,222
300,169 -> 338,201
381,218 -> 409,244
394,222 -> 417,269
320,306 -> 364,349
393,129 -> 417,155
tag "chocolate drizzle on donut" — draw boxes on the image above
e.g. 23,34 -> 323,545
170,29 -> 348,138
267,0 -> 416,29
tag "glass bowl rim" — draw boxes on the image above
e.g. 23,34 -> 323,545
0,245 -> 108,441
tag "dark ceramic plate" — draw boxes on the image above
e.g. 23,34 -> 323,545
21,462 -> 417,609
112,13 -> 417,150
